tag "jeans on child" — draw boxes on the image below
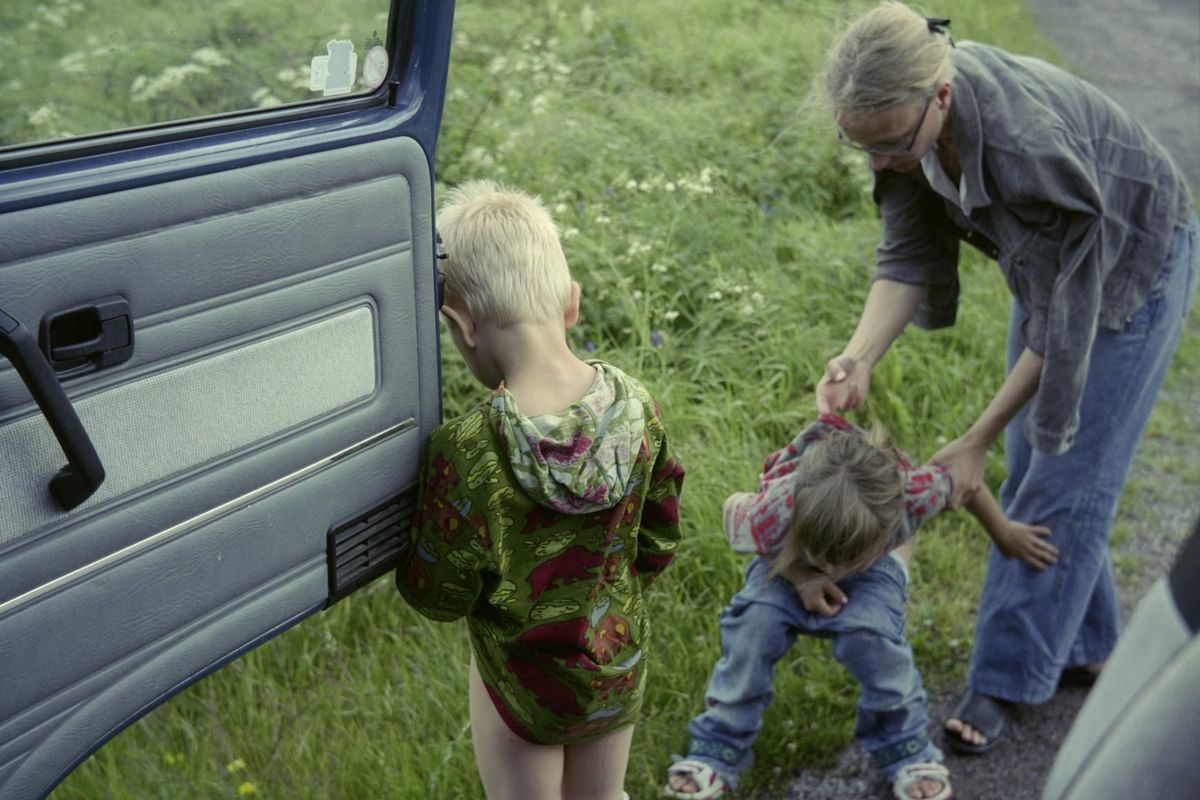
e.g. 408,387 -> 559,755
685,555 -> 941,788
970,213 -> 1199,705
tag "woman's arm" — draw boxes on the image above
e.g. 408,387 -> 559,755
817,279 -> 926,413
932,346 -> 1044,507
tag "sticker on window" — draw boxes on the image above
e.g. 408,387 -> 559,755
310,40 -> 358,96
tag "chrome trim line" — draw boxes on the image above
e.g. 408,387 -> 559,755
0,419 -> 416,619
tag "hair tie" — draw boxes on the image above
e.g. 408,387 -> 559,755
925,17 -> 955,47
925,17 -> 951,34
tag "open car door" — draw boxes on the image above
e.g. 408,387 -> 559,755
0,1 -> 452,797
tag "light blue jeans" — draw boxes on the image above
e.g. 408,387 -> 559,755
685,555 -> 941,789
971,213 -> 1199,704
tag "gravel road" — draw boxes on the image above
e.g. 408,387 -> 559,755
751,2 -> 1200,798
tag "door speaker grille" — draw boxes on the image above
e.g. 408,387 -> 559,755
326,488 -> 416,605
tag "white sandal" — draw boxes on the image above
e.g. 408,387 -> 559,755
662,758 -> 728,799
892,761 -> 954,800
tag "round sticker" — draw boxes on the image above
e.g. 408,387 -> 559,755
362,46 -> 390,91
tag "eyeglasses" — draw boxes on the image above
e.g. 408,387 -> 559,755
837,95 -> 933,157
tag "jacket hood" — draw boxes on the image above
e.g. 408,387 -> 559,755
493,361 -> 646,514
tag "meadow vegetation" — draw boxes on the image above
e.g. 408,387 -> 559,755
46,0 -> 1193,798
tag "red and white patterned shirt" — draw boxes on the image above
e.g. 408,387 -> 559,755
722,413 -> 951,557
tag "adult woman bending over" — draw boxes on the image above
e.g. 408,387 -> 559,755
819,1 -> 1196,754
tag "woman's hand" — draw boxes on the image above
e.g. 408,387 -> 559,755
816,355 -> 871,414
930,435 -> 988,508
993,519 -> 1058,570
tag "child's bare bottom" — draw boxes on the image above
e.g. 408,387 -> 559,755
469,658 -> 633,800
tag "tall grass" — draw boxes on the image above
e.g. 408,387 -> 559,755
51,1 -> 1189,798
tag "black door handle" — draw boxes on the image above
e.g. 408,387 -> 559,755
0,308 -> 106,510
40,296 -> 134,374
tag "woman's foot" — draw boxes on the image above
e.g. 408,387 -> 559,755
893,761 -> 953,799
944,690 -> 1009,754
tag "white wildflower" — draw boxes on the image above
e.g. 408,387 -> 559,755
192,48 -> 230,68
57,51 -> 86,74
27,105 -> 57,127
664,310 -> 680,322
707,290 -> 723,301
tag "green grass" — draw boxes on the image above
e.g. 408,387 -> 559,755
49,1 -> 1196,798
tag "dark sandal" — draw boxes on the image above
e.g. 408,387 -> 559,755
944,690 -> 1008,755
1058,666 -> 1101,688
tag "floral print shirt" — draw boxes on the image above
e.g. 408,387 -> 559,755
397,361 -> 684,744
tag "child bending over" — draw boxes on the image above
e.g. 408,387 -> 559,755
397,180 -> 685,800
663,414 -> 1054,800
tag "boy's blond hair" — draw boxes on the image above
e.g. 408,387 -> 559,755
825,1 -> 954,115
770,426 -> 905,578
437,179 -> 572,327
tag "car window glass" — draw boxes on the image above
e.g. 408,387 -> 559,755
0,0 -> 393,148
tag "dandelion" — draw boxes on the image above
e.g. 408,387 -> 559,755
226,758 -> 247,774
238,782 -> 257,796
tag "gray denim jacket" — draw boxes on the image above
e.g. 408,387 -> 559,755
872,42 -> 1192,454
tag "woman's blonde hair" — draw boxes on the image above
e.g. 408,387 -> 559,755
825,1 -> 954,116
769,425 -> 905,578
437,179 -> 572,327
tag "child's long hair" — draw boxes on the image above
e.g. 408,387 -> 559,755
769,425 -> 905,579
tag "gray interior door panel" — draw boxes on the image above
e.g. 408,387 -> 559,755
0,133 -> 442,798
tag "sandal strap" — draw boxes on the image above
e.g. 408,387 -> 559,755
872,733 -> 932,769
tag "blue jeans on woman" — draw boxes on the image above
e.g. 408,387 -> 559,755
684,555 -> 942,789
970,213 -> 1199,704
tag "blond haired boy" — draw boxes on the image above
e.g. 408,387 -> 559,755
398,180 -> 685,800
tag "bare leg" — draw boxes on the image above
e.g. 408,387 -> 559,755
562,724 -> 634,800
469,658 -> 564,800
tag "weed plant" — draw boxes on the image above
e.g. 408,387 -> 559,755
49,1 -> 1192,798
